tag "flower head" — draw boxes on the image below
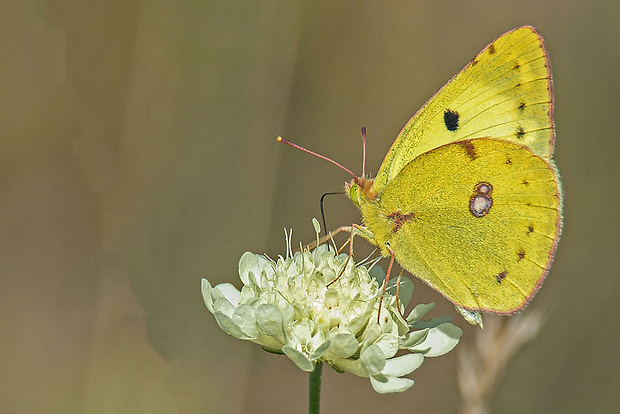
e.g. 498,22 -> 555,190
201,221 -> 462,393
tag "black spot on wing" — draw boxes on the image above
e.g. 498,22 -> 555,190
488,44 -> 496,54
444,109 -> 460,132
516,126 -> 525,139
518,102 -> 527,112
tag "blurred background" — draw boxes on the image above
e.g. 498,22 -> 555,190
1,1 -> 618,413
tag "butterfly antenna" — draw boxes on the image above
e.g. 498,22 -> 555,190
320,192 -> 344,236
361,126 -> 367,177
277,137 -> 358,179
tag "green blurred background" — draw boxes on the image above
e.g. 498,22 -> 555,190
2,1 -> 618,413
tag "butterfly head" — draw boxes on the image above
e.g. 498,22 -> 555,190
345,176 -> 374,210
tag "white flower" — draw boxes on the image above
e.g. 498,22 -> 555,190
201,221 -> 462,393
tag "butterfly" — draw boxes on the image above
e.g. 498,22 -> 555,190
279,26 -> 562,325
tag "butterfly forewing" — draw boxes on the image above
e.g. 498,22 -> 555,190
372,26 -> 554,196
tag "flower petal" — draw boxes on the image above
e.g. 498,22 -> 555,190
309,339 -> 331,360
282,345 -> 315,372
331,357 -> 366,377
213,283 -> 240,308
213,297 -> 236,318
400,328 -> 429,349
374,333 -> 399,359
406,302 -> 435,324
213,311 -> 245,339
370,375 -> 414,394
327,331 -> 359,358
360,344 -> 386,376
409,323 -> 462,357
256,304 -> 286,344
201,278 -> 214,313
383,353 -> 424,377
238,252 -> 258,286
232,304 -> 259,338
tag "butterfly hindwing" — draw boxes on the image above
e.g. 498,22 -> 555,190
365,139 -> 561,312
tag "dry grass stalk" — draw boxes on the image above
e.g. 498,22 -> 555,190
458,310 -> 545,414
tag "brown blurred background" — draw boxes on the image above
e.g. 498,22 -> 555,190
1,1 -> 618,413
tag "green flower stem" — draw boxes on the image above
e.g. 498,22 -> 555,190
308,362 -> 323,414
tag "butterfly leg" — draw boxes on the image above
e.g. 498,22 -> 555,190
307,223 -> 376,256
306,225 -> 352,250
394,268 -> 406,319
376,247 -> 408,321
350,223 -> 377,245
377,249 -> 396,322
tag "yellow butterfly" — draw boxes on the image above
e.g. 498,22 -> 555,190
279,26 -> 562,323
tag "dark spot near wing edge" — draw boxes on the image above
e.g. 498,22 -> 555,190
516,126 -> 525,139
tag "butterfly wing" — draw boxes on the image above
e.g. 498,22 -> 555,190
365,138 -> 562,313
371,26 -> 554,196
